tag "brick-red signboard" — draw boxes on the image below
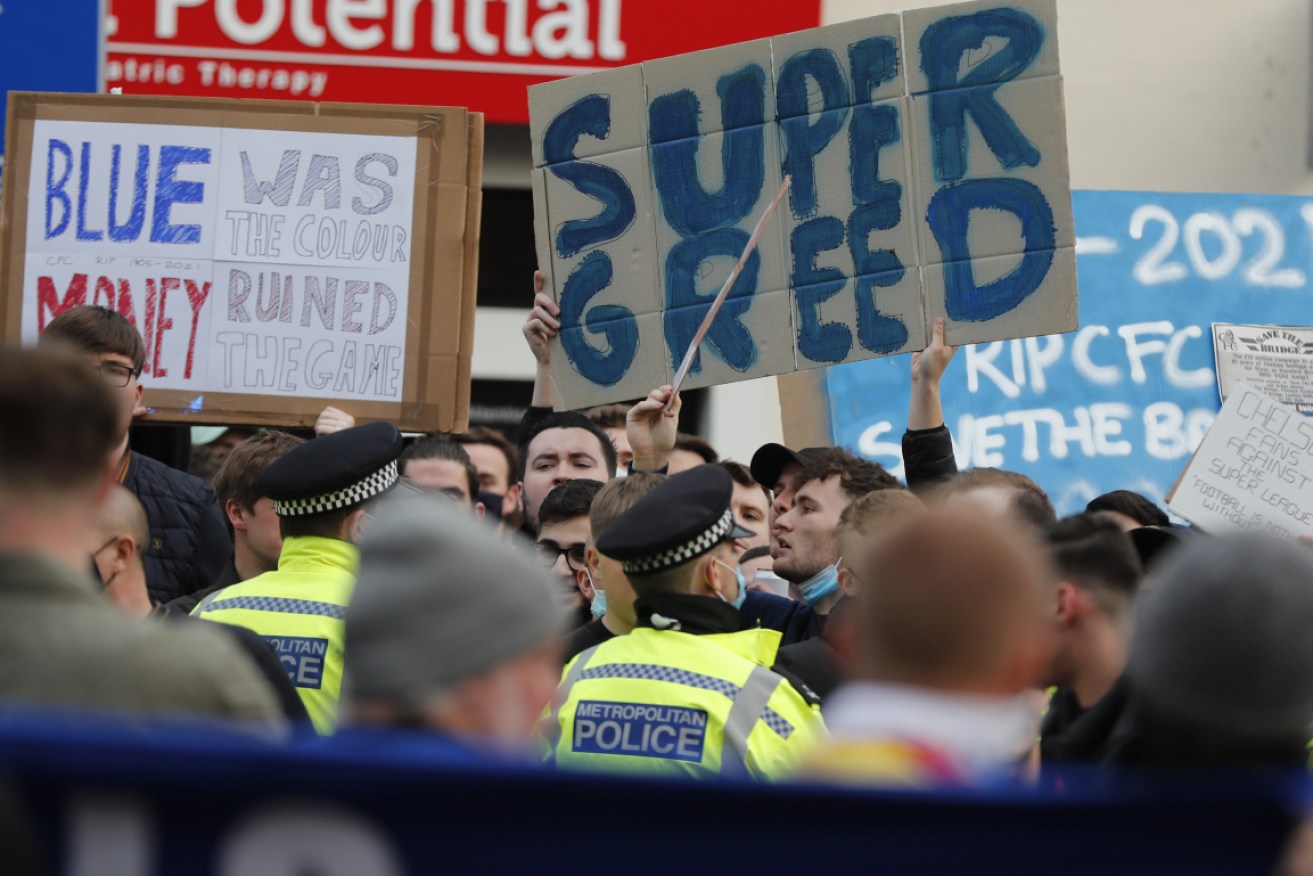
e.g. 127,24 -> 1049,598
106,1 -> 824,124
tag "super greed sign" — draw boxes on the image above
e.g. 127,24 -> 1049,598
825,191 -> 1313,515
530,0 -> 1076,409
23,119 -> 415,403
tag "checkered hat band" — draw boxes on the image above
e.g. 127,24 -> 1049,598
622,510 -> 733,576
273,460 -> 398,517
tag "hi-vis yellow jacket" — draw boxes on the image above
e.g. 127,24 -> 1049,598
192,536 -> 356,734
541,626 -> 826,780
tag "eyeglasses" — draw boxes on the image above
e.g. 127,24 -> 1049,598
532,540 -> 588,571
96,362 -> 140,388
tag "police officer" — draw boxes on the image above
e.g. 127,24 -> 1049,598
541,465 -> 825,780
193,422 -> 403,734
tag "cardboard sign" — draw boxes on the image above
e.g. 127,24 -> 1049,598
1167,382 -> 1313,538
529,0 -> 1076,410
0,92 -> 483,431
1214,322 -> 1313,413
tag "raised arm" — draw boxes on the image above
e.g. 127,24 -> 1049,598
523,269 -> 560,410
627,385 -> 681,473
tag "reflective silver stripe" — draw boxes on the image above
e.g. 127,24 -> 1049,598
719,665 -> 782,778
192,590 -> 224,617
540,645 -> 602,764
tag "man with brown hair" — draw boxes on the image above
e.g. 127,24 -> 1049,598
450,427 -> 519,526
39,305 -> 231,606
771,447 -> 900,614
803,510 -> 1052,787
162,430 -> 306,616
774,489 -> 925,702
0,346 -> 282,725
668,433 -> 718,474
400,435 -> 484,515
561,472 -> 665,662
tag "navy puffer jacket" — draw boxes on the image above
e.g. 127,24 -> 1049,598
123,452 -> 232,606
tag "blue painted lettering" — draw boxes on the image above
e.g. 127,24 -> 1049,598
664,229 -> 759,374
777,49 -> 850,219
850,201 -> 908,353
558,251 -> 638,387
108,145 -> 149,243
649,64 -> 767,236
792,216 -> 851,363
44,139 -> 73,240
544,94 -> 636,257
926,177 -> 1055,322
919,8 -> 1044,182
151,145 -> 210,245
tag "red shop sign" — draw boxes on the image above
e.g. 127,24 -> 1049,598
105,1 -> 824,124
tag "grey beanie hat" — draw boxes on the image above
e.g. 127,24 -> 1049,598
1128,532 -> 1313,743
345,492 -> 565,705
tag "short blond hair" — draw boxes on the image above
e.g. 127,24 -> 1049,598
837,489 -> 924,557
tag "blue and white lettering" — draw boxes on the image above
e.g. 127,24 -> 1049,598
572,700 -> 708,763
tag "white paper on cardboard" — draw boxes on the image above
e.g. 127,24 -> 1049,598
1167,382 -> 1313,539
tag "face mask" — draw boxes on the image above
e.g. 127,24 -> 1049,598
797,559 -> 842,608
585,569 -> 607,618
714,559 -> 748,610
478,491 -> 504,520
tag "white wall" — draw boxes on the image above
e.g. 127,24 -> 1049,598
823,0 -> 1313,194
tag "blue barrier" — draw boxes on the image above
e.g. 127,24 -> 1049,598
0,709 -> 1303,874
825,190 -> 1313,514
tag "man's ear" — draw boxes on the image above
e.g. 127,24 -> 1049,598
474,501 -> 486,521
838,566 -> 859,598
507,482 -> 524,514
110,535 -> 135,575
344,507 -> 369,544
576,566 -> 595,601
701,555 -> 723,599
1055,581 -> 1081,628
225,498 -> 247,532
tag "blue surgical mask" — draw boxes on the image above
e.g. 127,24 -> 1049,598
715,559 -> 748,610
797,559 -> 842,607
586,569 -> 607,618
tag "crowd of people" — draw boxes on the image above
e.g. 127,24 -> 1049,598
5,287 -> 1313,796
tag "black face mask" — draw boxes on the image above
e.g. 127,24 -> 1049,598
479,491 -> 504,521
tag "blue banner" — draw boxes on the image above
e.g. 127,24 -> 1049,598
0,0 -> 101,178
824,190 -> 1313,515
0,711 -> 1301,874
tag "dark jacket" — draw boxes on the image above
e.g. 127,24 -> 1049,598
738,590 -> 818,647
1040,675 -> 1136,767
562,619 -> 616,664
160,558 -> 242,617
123,451 -> 231,606
772,597 -> 851,703
902,424 -> 958,492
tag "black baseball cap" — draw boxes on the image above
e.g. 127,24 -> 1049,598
749,443 -> 827,489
